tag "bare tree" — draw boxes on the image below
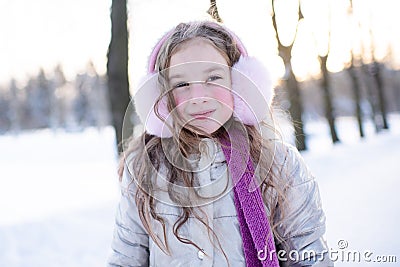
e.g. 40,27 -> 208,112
207,0 -> 223,23
367,15 -> 389,130
358,4 -> 389,131
370,60 -> 389,130
360,63 -> 380,132
347,0 -> 364,138
107,0 -> 132,153
9,79 -> 20,133
348,57 -> 365,138
317,2 -> 339,144
319,55 -> 339,143
272,0 -> 306,151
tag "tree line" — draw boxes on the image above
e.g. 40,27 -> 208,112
107,0 -> 399,152
0,63 -> 111,134
2,0 -> 398,154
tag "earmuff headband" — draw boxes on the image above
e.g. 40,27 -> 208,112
147,23 -> 248,74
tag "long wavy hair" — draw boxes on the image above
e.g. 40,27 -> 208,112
120,21 -> 289,265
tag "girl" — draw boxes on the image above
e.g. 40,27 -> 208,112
108,21 -> 333,267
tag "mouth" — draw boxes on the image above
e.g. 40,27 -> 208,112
190,109 -> 216,119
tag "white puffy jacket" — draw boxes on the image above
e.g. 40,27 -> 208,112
107,139 -> 333,267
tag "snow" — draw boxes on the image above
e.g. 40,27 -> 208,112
302,115 -> 400,266
0,127 -> 120,266
0,116 -> 399,266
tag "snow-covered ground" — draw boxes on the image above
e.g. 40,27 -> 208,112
0,115 -> 399,266
303,115 -> 400,266
0,128 -> 120,266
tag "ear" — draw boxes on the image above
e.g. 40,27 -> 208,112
134,73 -> 173,138
231,56 -> 274,125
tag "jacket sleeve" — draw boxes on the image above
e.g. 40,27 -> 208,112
274,143 -> 334,267
107,164 -> 150,267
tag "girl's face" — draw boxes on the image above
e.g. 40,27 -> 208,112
168,38 -> 234,135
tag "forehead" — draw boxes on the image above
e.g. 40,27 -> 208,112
169,37 -> 228,67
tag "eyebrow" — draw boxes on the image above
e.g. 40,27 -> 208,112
168,73 -> 183,80
168,65 -> 228,81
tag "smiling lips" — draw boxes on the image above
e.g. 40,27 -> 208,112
190,109 -> 215,119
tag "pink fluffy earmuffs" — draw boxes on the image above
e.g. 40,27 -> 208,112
133,22 -> 274,138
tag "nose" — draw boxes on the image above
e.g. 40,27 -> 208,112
189,82 -> 208,104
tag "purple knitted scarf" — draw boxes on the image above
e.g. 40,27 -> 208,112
218,127 -> 280,267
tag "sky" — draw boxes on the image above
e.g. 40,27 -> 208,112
0,0 -> 110,87
1,0 -> 399,88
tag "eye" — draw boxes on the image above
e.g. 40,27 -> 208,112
206,75 -> 222,83
173,82 -> 190,89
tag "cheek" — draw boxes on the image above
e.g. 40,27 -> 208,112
214,88 -> 234,109
173,94 -> 187,114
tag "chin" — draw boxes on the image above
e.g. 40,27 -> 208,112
186,123 -> 218,136
204,122 -> 223,133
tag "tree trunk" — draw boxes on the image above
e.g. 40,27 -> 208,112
347,1 -> 364,138
284,50 -> 307,151
347,62 -> 364,138
107,0 -> 132,153
319,55 -> 339,143
361,64 -> 380,132
371,61 -> 389,129
272,0 -> 306,151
